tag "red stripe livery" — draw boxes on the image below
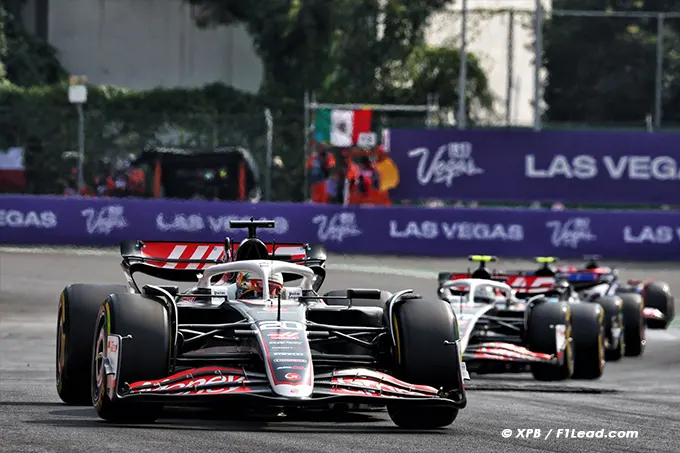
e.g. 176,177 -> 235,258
134,242 -> 308,270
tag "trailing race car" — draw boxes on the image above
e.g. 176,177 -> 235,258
553,256 -> 675,331
437,256 -> 606,382
498,256 -> 672,359
56,220 -> 467,429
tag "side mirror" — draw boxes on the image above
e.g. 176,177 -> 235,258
310,265 -> 326,292
224,237 -> 232,262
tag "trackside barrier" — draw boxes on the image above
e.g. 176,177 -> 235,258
1,195 -> 680,260
387,128 -> 680,204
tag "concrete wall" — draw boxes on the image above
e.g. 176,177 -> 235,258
427,0 -> 551,126
44,0 -> 263,93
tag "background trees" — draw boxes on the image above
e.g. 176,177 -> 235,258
184,0 -> 493,121
543,0 -> 680,127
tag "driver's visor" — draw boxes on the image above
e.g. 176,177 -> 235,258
249,280 -> 284,296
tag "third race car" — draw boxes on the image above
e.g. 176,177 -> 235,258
495,256 -> 674,359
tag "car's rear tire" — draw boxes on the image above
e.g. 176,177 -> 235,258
525,301 -> 574,381
570,304 -> 605,380
92,293 -> 171,423
56,284 -> 128,405
643,282 -> 674,330
386,297 -> 463,429
323,289 -> 392,308
620,293 -> 645,357
596,296 -> 624,362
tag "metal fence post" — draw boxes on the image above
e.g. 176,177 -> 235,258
655,13 -> 665,129
457,0 -> 468,129
533,0 -> 543,131
264,108 -> 273,201
76,104 -> 85,191
303,91 -> 310,200
506,10 -> 515,126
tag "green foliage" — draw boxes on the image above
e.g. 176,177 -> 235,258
185,0 -> 493,119
0,2 -> 67,86
0,83 -> 294,195
543,0 -> 680,127
186,0 -> 337,100
1,1 -> 495,200
179,0 -> 495,199
386,46 -> 494,123
0,5 -> 7,82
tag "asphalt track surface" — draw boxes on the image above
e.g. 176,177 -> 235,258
1,249 -> 679,453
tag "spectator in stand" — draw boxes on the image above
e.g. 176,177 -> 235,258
306,139 -> 336,203
357,156 -> 379,196
94,172 -> 115,197
63,168 -> 95,196
326,168 -> 345,204
63,180 -> 77,196
113,169 -> 129,196
344,155 -> 361,206
127,166 -> 145,196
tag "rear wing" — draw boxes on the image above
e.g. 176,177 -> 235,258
499,275 -> 556,295
438,272 -> 508,286
438,272 -> 555,295
120,240 -> 324,283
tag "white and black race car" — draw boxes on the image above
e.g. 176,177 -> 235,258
56,220 -> 467,429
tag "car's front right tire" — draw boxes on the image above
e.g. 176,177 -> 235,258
386,296 -> 463,429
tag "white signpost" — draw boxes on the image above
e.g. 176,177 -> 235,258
68,75 -> 88,191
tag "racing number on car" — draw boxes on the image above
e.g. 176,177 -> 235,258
259,321 -> 304,331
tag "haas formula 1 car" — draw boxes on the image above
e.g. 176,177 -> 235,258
498,256 -> 674,359
437,256 -> 606,381
56,220 -> 467,429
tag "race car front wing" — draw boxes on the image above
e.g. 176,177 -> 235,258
642,307 -> 665,321
463,341 -> 562,364
113,365 -> 467,409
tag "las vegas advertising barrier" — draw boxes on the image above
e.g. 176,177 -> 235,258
386,128 -> 680,205
2,195 -> 680,260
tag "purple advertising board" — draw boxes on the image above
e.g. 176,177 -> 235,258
2,195 -> 680,261
386,128 -> 680,205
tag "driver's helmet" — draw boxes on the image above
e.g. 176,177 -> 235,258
473,285 -> 497,303
546,279 -> 570,299
235,271 -> 284,299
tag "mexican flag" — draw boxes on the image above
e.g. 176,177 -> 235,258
314,109 -> 373,147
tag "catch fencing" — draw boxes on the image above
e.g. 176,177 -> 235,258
0,106 -> 305,202
437,2 -> 680,130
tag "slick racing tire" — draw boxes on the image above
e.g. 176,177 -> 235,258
570,304 -> 605,380
596,296 -> 624,362
56,284 -> 128,406
643,282 -> 675,330
525,301 -> 574,382
620,293 -> 645,357
386,298 -> 463,429
92,293 -> 170,423
323,289 -> 392,308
